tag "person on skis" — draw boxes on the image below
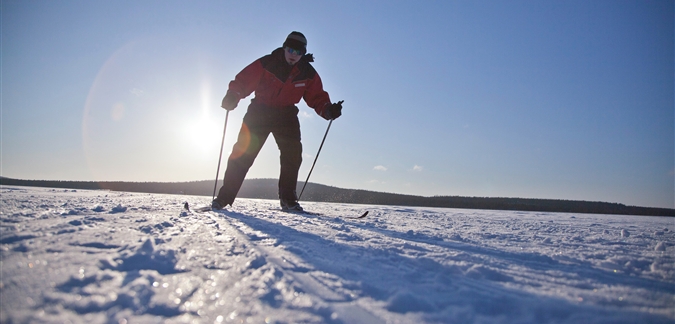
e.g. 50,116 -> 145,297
212,31 -> 343,211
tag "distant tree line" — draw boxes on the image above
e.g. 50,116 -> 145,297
1,177 -> 673,217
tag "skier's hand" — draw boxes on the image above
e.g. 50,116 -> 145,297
221,91 -> 239,111
323,100 -> 343,120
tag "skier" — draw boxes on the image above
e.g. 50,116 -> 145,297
212,31 -> 343,211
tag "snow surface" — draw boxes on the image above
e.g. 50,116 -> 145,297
1,186 -> 673,323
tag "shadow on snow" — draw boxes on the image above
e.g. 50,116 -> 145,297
218,210 -> 672,323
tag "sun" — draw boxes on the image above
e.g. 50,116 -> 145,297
184,116 -> 224,156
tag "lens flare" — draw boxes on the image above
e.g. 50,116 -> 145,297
83,35 -> 233,182
229,123 -> 252,160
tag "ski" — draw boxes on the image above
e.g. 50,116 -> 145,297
346,211 -> 369,219
274,208 -> 369,219
185,202 -> 368,219
281,209 -> 323,216
269,207 -> 320,216
195,206 -> 215,213
183,202 -> 219,213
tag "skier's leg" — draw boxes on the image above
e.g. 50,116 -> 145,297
273,107 -> 303,204
216,120 -> 269,206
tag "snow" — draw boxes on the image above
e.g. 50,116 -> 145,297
1,186 -> 673,323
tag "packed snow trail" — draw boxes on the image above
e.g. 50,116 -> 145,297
204,208 -> 383,323
1,186 -> 673,323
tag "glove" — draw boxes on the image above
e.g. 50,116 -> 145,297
323,100 -> 343,120
221,91 -> 239,111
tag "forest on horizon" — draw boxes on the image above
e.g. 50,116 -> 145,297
1,177 -> 673,217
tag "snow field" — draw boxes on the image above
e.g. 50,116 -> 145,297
0,186 -> 673,323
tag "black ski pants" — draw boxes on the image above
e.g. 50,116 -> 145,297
216,104 -> 302,206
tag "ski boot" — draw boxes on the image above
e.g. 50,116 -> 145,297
280,199 -> 304,212
211,199 -> 227,210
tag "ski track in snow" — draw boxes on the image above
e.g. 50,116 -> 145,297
0,186 -> 673,323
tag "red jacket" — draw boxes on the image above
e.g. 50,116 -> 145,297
228,48 -> 332,118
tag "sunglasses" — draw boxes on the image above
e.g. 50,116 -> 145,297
285,47 -> 303,56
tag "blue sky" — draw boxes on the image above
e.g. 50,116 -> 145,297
2,0 -> 673,208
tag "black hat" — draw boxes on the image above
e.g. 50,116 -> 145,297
283,31 -> 307,53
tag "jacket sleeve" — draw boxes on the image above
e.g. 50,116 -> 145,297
303,72 -> 332,118
228,59 -> 264,99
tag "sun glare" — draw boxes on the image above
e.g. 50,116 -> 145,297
184,116 -> 223,156
183,76 -> 234,158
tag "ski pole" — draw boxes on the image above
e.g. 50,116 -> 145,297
212,110 -> 231,201
298,119 -> 332,200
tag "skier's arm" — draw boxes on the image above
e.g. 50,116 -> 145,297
303,73 -> 332,118
228,60 -> 264,101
